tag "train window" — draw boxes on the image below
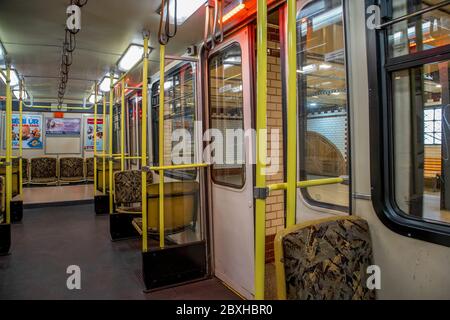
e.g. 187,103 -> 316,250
392,61 -> 450,224
297,0 -> 350,212
387,0 -> 450,58
367,0 -> 450,245
208,44 -> 245,189
151,63 -> 197,180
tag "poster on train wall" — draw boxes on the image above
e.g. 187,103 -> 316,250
84,117 -> 104,151
45,118 -> 81,136
4,114 -> 43,149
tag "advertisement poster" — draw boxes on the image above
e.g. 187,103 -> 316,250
46,118 -> 81,136
84,117 -> 104,151
5,114 -> 43,149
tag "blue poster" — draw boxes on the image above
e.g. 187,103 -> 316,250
6,114 -> 44,149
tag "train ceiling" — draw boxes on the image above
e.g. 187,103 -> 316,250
0,0 -> 207,104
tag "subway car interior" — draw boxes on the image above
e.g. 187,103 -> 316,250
0,0 -> 449,301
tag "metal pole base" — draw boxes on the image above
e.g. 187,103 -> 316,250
0,223 -> 11,256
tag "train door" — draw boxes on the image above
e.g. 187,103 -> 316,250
206,26 -> 255,299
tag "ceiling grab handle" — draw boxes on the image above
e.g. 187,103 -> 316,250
203,1 -> 213,50
212,0 -> 224,45
158,0 -> 178,45
204,0 -> 224,51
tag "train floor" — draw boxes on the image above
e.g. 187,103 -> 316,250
23,184 -> 94,206
0,204 -> 239,300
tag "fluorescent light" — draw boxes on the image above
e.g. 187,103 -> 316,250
88,93 -> 102,104
99,73 -> 118,92
297,64 -> 317,74
223,2 -> 246,23
118,45 -> 144,72
436,84 -> 442,88
164,0 -> 206,25
0,68 -> 19,87
310,103 -> 317,107
331,92 -> 340,96
164,81 -> 173,90
13,89 -> 28,100
319,64 -> 332,70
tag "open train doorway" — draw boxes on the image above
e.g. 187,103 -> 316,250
205,26 -> 255,299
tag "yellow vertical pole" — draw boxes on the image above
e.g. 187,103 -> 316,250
19,80 -> 23,196
121,78 -> 125,171
158,44 -> 166,249
93,82 -> 98,197
5,66 -> 12,224
102,95 -> 106,194
255,0 -> 267,301
286,0 -> 297,227
141,34 -> 149,252
109,73 -> 114,214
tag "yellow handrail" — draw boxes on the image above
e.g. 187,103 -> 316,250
19,80 -> 23,196
114,156 -> 142,160
120,78 -> 125,171
93,82 -> 98,197
158,44 -> 166,249
254,0 -> 268,301
102,95 -> 106,194
268,177 -> 346,192
96,153 -> 129,158
108,73 -> 114,213
26,105 -> 94,110
147,163 -> 208,171
5,65 -> 12,224
141,34 -> 150,252
286,0 -> 297,228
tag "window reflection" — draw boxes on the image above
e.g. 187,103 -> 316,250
388,0 -> 450,58
151,63 -> 197,180
297,0 -> 349,211
208,44 -> 245,188
393,61 -> 450,224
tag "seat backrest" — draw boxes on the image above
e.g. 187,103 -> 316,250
274,216 -> 375,300
114,170 -> 143,204
146,181 -> 199,234
85,158 -> 94,177
59,157 -> 84,178
30,157 -> 57,179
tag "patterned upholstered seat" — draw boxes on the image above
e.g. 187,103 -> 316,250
20,158 -> 29,184
0,164 -> 20,197
85,158 -> 94,181
132,181 -> 199,236
30,157 -> 58,184
274,216 -> 375,300
114,170 -> 152,213
59,157 -> 85,182
96,159 -> 121,192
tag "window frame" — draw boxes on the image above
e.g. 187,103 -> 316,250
366,0 -> 450,247
297,0 -> 353,213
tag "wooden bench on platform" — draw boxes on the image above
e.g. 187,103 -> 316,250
424,157 -> 441,191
